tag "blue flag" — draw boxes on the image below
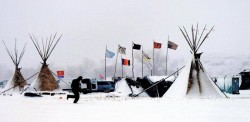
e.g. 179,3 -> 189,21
105,49 -> 115,58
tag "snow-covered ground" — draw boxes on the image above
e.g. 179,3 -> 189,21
1,92 -> 250,122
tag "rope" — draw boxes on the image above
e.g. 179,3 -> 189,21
20,72 -> 40,94
132,65 -> 185,97
1,72 -> 39,95
50,71 -> 71,87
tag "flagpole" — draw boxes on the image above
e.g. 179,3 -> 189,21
142,46 -> 143,77
132,42 -> 134,79
105,45 -> 107,80
114,45 -> 119,78
166,36 -> 169,75
121,54 -> 123,78
153,40 -> 154,76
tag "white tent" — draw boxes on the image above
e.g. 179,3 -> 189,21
109,78 -> 148,97
1,41 -> 27,93
163,24 -> 227,98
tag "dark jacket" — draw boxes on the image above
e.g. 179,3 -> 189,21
71,79 -> 81,92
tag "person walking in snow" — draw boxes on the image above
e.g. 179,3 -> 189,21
67,76 -> 82,103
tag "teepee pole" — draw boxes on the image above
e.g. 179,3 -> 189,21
179,27 -> 192,49
2,41 -> 16,65
194,23 -> 199,47
50,71 -> 71,87
196,25 -> 207,48
14,39 -> 18,66
191,25 -> 195,50
17,43 -> 27,66
133,66 -> 186,97
46,34 -> 62,60
29,34 -> 43,59
196,26 -> 214,52
20,72 -> 40,94
179,27 -> 192,48
183,27 -> 193,47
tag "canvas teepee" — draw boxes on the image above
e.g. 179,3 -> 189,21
163,24 -> 226,98
29,33 -> 62,91
2,40 -> 27,92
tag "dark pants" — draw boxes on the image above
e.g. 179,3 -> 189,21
67,91 -> 80,103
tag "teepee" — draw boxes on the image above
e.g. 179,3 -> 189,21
163,24 -> 226,98
2,40 -> 27,92
29,33 -> 62,91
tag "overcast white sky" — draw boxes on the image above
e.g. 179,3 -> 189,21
0,0 -> 250,78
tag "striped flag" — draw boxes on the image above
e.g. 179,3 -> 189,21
122,58 -> 130,66
57,70 -> 64,78
142,51 -> 151,61
168,41 -> 178,50
118,45 -> 126,55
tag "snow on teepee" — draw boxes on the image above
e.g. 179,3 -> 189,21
163,24 -> 226,98
2,40 -> 27,93
29,33 -> 62,91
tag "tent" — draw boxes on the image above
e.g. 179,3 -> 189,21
29,33 -> 62,91
108,78 -> 148,97
239,69 -> 250,90
2,40 -> 27,93
163,24 -> 227,98
137,76 -> 173,97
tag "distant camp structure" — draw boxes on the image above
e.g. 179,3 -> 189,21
29,33 -> 62,91
163,24 -> 227,98
2,40 -> 27,92
239,69 -> 250,90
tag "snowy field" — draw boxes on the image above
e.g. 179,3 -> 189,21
1,92 -> 250,122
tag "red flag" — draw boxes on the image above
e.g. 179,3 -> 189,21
99,74 -> 104,80
57,70 -> 64,78
154,42 -> 162,49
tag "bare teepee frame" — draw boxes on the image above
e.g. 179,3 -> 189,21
179,24 -> 214,54
2,40 -> 27,92
29,33 -> 62,91
179,24 -> 214,76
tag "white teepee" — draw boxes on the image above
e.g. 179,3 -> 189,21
163,24 -> 226,98
2,40 -> 27,93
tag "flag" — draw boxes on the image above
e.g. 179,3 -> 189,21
154,42 -> 162,49
168,41 -> 178,50
118,45 -> 126,55
122,58 -> 130,66
142,51 -> 151,61
133,43 -> 141,50
99,74 -> 104,80
57,70 -> 64,78
105,49 -> 115,58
